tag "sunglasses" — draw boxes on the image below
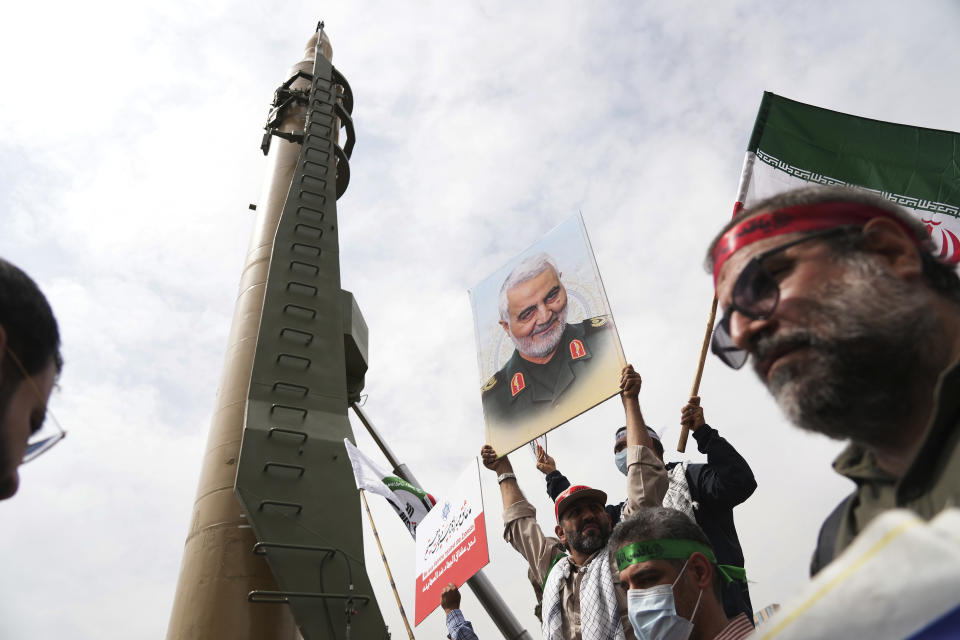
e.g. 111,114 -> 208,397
711,227 -> 855,369
4,346 -> 66,463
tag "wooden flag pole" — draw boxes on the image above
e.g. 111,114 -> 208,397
360,490 -> 416,640
678,148 -> 756,452
677,295 -> 718,452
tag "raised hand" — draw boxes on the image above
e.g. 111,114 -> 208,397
535,444 -> 557,475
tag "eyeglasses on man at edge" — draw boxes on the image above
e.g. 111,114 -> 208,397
711,226 -> 856,369
4,346 -> 67,463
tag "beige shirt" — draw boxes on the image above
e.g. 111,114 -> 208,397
503,445 -> 667,640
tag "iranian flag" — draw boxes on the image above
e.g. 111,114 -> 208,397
736,92 -> 960,263
344,438 -> 436,538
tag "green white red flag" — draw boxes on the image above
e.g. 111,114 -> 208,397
344,438 -> 436,538
737,92 -> 960,263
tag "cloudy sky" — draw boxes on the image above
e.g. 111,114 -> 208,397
2,2 -> 959,638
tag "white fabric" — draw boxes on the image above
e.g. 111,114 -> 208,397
662,462 -> 696,522
752,509 -> 960,639
343,438 -> 431,537
542,552 -> 625,640
744,152 -> 960,262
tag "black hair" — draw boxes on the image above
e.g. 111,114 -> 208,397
652,437 -> 664,460
0,258 -> 62,380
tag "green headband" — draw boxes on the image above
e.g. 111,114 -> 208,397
615,539 -> 747,585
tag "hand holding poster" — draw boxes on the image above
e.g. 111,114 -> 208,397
414,459 -> 489,626
469,212 -> 626,456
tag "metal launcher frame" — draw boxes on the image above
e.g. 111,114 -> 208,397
234,25 -> 386,639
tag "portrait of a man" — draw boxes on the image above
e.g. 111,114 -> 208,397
470,214 -> 624,455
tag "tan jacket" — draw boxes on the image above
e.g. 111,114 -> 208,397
503,445 -> 667,640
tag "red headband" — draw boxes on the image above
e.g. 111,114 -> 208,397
711,202 -> 919,285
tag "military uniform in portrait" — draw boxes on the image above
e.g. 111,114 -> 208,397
481,316 -> 614,427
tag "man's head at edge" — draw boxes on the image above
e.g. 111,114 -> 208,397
0,258 -> 62,499
703,185 -> 960,449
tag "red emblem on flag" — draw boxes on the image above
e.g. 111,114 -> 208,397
569,339 -> 586,360
511,373 -> 525,397
922,218 -> 960,264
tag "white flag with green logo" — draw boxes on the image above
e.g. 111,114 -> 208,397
344,438 -> 436,537
737,92 -> 960,263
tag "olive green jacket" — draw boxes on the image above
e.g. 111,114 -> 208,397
811,356 -> 960,575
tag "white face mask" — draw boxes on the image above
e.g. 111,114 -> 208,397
626,558 -> 703,640
615,449 -> 628,475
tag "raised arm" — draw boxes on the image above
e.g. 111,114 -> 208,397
620,365 -> 667,517
621,364 -> 653,451
481,444 -> 565,588
536,444 -> 574,502
481,444 -> 523,509
682,397 -> 757,507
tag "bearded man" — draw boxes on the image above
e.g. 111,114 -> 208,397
482,253 -> 613,425
481,365 -> 667,640
706,185 -> 960,574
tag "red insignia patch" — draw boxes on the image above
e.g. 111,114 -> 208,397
511,372 -> 526,397
569,339 -> 586,360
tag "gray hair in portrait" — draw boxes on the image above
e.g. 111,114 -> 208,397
498,252 -> 561,323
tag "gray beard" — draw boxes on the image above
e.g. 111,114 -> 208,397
753,257 -> 940,449
564,519 -> 610,556
511,304 -> 568,359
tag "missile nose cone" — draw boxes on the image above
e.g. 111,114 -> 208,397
303,30 -> 332,63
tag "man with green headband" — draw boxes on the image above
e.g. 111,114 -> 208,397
706,185 -> 960,574
610,507 -> 753,640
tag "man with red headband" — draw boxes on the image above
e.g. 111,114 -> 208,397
480,364 -> 667,639
706,185 -> 960,574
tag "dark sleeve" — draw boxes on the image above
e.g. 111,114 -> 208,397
690,424 -> 757,508
545,470 -> 571,501
607,502 -> 624,528
810,494 -> 855,577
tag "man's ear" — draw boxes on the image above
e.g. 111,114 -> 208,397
688,552 -> 714,591
554,523 -> 567,544
861,217 -> 924,280
499,320 -> 511,334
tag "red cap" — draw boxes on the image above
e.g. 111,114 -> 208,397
554,484 -> 607,523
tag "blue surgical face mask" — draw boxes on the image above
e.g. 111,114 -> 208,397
626,558 -> 702,640
615,449 -> 628,476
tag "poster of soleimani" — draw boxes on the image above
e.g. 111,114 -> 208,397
469,212 -> 626,456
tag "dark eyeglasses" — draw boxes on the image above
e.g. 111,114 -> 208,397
711,227 -> 855,369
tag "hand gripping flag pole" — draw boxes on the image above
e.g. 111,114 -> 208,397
677,151 -> 756,453
361,490 -> 416,640
679,91 -> 960,452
